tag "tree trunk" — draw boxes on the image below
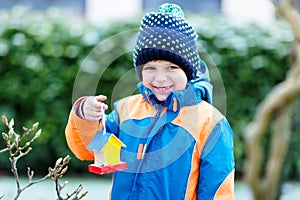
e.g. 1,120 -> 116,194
243,0 -> 300,199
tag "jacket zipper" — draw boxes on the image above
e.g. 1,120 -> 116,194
130,104 -> 164,199
140,105 -> 163,158
148,105 -> 163,135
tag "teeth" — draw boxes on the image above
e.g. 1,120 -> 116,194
157,86 -> 169,89
153,85 -> 171,91
158,87 -> 168,90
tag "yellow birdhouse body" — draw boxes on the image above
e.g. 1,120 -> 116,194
102,134 -> 125,165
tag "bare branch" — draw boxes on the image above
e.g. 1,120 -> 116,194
0,147 -> 8,153
0,116 -> 51,199
49,155 -> 88,200
20,173 -> 51,194
278,0 -> 300,42
1,116 -> 88,199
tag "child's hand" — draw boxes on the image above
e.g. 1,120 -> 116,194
83,95 -> 108,121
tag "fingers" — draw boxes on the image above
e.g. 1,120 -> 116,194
96,95 -> 108,111
83,95 -> 108,121
95,95 -> 107,102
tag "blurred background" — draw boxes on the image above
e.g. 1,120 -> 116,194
0,0 -> 299,199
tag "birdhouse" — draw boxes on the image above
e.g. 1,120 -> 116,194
87,131 -> 127,175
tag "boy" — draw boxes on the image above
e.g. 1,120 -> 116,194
65,3 -> 235,199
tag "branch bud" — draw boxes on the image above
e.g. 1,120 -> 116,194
61,166 -> 68,175
8,129 -> 14,137
14,140 -> 18,148
2,132 -> 8,141
55,158 -> 63,166
32,122 -> 39,129
34,129 -> 42,139
48,167 -> 54,174
2,115 -> 8,126
63,155 -> 71,165
25,142 -> 30,147
8,119 -> 14,129
27,167 -> 34,177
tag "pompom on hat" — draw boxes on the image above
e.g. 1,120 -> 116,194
133,3 -> 208,81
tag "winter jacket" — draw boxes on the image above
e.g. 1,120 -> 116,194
65,79 -> 235,200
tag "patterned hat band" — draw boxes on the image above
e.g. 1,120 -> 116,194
135,48 -> 196,81
134,27 -> 200,81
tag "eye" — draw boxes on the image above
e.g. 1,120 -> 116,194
168,65 -> 180,70
143,66 -> 156,70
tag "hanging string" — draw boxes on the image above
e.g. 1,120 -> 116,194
101,103 -> 106,134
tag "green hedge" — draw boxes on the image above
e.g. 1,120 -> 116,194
0,7 -> 299,179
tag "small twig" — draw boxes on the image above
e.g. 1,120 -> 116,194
20,167 -> 51,191
49,155 -> 88,200
0,146 -> 8,153
66,184 -> 88,200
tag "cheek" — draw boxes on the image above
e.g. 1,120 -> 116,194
173,73 -> 187,90
177,79 -> 187,90
142,72 -> 152,86
142,70 -> 155,80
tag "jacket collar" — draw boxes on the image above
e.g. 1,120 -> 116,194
138,78 -> 212,110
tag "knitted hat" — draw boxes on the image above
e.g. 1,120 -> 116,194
133,3 -> 205,81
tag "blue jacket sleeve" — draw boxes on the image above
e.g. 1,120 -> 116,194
198,118 -> 235,199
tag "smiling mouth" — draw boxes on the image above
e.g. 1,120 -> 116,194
153,86 -> 172,92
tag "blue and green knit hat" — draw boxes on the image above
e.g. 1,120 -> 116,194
133,3 -> 206,81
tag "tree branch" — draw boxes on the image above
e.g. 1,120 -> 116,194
278,0 -> 300,42
244,1 -> 300,199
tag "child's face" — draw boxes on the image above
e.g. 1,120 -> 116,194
142,60 -> 187,101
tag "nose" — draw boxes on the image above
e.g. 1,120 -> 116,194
154,71 -> 167,82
